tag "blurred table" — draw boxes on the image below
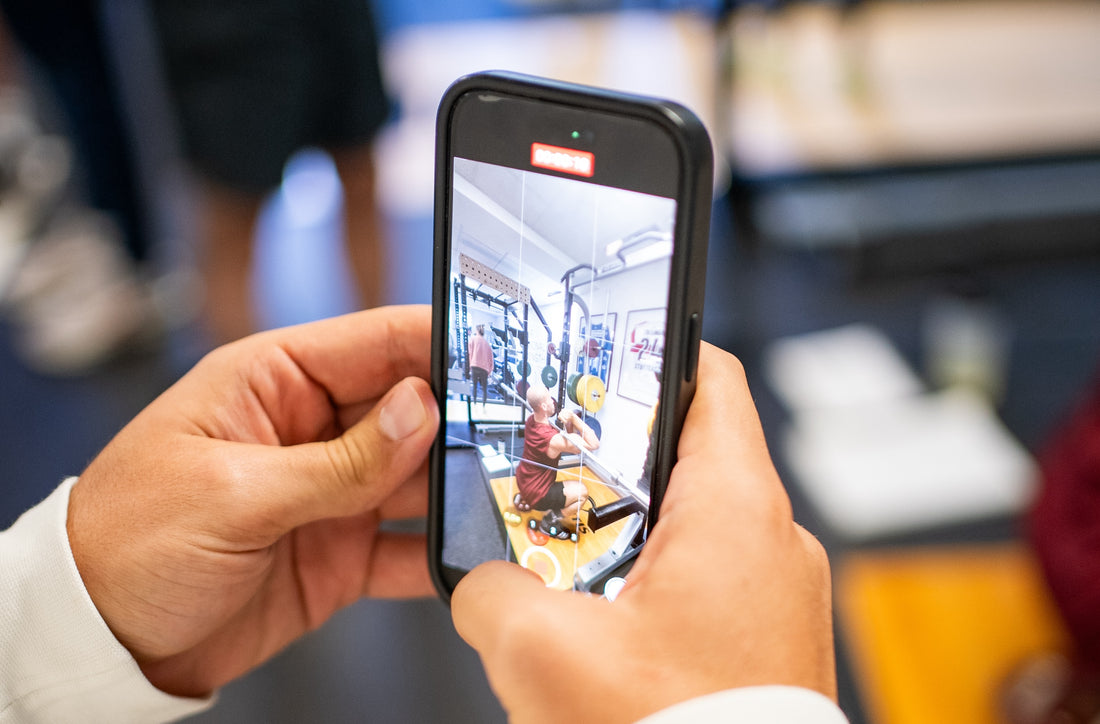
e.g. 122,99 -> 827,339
725,0 -> 1100,176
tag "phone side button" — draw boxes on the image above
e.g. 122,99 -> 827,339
684,313 -> 700,383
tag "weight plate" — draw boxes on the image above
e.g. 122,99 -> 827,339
577,374 -> 606,414
541,365 -> 558,388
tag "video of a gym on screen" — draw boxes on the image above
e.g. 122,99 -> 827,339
441,155 -> 674,592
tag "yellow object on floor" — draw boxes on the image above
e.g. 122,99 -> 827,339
838,544 -> 1070,724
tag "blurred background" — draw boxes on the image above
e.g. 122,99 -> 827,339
1,1 -> 1099,722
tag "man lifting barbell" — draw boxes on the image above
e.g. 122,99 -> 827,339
514,383 -> 600,540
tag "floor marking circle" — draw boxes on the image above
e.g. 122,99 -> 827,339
520,545 -> 562,588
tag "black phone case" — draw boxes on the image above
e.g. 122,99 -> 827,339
428,70 -> 713,601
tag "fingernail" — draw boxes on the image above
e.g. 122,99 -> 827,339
379,380 -> 427,441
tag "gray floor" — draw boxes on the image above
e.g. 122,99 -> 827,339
187,599 -> 505,724
443,445 -> 511,572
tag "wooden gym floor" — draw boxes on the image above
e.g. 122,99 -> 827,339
488,465 -> 634,591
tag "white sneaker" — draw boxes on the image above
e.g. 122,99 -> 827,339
4,210 -> 165,375
0,122 -> 72,296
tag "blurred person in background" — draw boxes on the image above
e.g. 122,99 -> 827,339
467,323 -> 493,407
0,0 -> 167,375
146,0 -> 391,344
1001,365 -> 1100,724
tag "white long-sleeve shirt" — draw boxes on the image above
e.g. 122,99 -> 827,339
1,479 -> 849,724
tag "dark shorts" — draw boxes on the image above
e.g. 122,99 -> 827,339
533,481 -> 567,512
149,0 -> 391,194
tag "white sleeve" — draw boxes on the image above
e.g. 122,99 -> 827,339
0,478 -> 213,724
636,686 -> 850,724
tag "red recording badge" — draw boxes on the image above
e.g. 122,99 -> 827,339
530,143 -> 594,178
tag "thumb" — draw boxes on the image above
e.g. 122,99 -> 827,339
452,560 -> 604,720
451,560 -> 559,654
254,376 -> 439,531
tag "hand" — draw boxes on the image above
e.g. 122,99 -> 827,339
67,306 -> 440,698
452,344 -> 836,724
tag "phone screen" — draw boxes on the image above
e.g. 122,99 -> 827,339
436,86 -> 690,594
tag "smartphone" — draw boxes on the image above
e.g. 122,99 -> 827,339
429,71 -> 712,600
